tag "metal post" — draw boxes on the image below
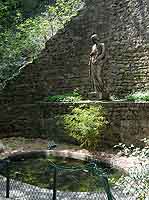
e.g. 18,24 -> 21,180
6,160 -> 10,198
102,176 -> 114,200
52,167 -> 57,200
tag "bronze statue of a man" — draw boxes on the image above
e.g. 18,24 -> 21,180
89,33 -> 106,99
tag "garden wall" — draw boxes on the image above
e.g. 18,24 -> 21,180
37,102 -> 149,145
0,0 -> 149,136
0,101 -> 148,146
0,0 -> 149,103
107,0 -> 149,97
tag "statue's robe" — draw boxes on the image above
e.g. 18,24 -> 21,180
89,43 -> 105,97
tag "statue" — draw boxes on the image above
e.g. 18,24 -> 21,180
89,33 -> 106,99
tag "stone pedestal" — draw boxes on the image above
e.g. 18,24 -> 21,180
88,91 -> 110,101
88,91 -> 102,100
0,141 -> 5,153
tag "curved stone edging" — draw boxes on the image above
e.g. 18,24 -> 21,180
2,149 -> 138,173
4,149 -> 92,162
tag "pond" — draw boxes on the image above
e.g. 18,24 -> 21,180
6,155 -> 122,192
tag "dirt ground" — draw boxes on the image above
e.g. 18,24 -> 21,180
0,137 -> 146,172
0,137 -> 81,158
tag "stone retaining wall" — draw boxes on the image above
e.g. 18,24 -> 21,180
0,101 -> 148,146
0,0 -> 148,104
0,0 -> 149,138
38,102 -> 149,145
107,0 -> 149,97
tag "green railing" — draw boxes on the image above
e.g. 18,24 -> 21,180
0,159 -> 148,200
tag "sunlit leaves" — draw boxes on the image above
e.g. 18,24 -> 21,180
64,105 -> 108,150
48,0 -> 83,29
0,0 -> 83,85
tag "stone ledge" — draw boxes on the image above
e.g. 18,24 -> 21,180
37,100 -> 149,106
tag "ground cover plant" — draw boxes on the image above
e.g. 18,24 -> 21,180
110,90 -> 149,102
47,90 -> 83,102
114,138 -> 149,200
126,90 -> 149,102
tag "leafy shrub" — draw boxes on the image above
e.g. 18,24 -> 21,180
126,91 -> 149,102
64,105 -> 108,150
116,164 -> 149,200
47,90 -> 82,102
114,139 -> 149,200
114,138 -> 149,158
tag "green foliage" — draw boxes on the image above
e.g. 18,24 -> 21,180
0,0 -> 21,29
114,138 -> 149,158
0,0 -> 51,84
0,0 -> 49,29
116,164 -> 149,200
64,105 -> 108,150
0,0 -> 83,85
114,139 -> 149,200
47,90 -> 82,102
0,16 -> 50,83
126,90 -> 149,102
48,0 -> 83,31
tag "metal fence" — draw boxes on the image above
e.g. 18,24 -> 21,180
0,159 -> 148,200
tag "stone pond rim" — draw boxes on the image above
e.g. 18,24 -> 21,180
3,149 -> 93,162
1,149 -> 128,173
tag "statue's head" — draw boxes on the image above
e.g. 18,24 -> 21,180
91,33 -> 99,44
